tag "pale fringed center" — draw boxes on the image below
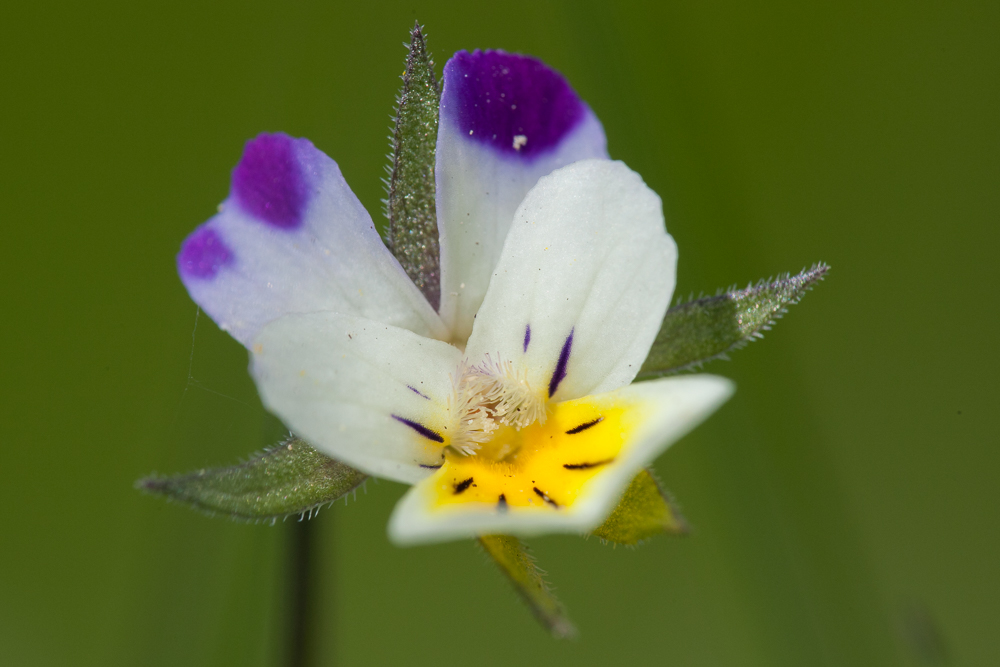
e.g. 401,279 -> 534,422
448,355 -> 548,456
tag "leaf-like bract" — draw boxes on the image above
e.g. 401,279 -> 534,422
384,22 -> 441,309
590,469 -> 689,545
479,535 -> 577,639
639,264 -> 828,378
137,437 -> 368,522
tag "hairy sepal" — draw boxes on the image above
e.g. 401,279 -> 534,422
384,22 -> 442,310
478,535 -> 577,639
137,437 -> 368,522
590,468 -> 689,545
638,263 -> 828,378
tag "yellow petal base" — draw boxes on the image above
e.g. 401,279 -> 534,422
429,395 -> 647,512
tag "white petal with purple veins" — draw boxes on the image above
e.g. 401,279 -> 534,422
178,134 -> 447,348
250,312 -> 462,484
435,51 -> 609,344
388,375 -> 734,544
465,159 -> 677,403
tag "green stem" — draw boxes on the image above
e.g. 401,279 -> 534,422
287,519 -> 317,667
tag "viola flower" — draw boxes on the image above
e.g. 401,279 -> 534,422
176,49 -> 732,544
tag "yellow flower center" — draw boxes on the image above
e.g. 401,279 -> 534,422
430,396 -> 634,511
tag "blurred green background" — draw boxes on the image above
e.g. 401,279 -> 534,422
2,1 -> 997,665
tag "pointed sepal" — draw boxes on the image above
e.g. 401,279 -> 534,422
478,535 -> 577,639
589,468 -> 689,545
638,263 -> 828,378
385,22 -> 442,309
137,437 -> 369,522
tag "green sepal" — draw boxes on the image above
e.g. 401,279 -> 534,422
478,535 -> 577,639
638,263 -> 828,378
137,437 -> 368,523
590,468 -> 689,545
384,22 -> 442,309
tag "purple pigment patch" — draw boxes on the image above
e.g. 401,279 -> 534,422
442,50 -> 586,158
407,385 -> 431,400
231,133 -> 309,229
523,324 -> 531,352
392,415 -> 444,443
548,328 -> 574,398
177,227 -> 233,279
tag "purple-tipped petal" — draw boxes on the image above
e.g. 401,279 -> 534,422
177,227 -> 233,279
177,136 -> 447,348
442,50 -> 586,159
232,134 -> 309,229
435,51 -> 609,344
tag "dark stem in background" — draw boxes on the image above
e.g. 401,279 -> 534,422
288,518 -> 318,667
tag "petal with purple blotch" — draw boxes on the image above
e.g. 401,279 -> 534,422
435,50 -> 609,344
230,133 -> 309,230
465,160 -> 678,402
178,133 -> 448,348
178,227 -> 233,279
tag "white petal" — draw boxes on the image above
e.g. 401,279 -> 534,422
435,51 -> 608,344
465,159 -> 677,402
250,312 -> 461,484
388,375 -> 734,544
178,134 -> 447,348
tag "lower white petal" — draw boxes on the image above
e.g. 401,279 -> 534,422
250,312 -> 462,484
388,375 -> 734,545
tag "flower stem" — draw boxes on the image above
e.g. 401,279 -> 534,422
287,518 -> 317,667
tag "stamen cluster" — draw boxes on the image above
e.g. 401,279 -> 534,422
447,355 -> 548,455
